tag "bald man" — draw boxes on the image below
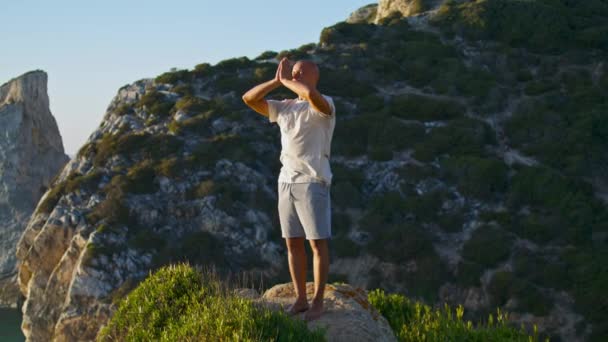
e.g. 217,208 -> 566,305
242,57 -> 336,321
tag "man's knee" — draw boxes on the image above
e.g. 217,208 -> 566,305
285,237 -> 306,252
309,238 -> 328,254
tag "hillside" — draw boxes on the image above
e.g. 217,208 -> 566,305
15,1 -> 608,341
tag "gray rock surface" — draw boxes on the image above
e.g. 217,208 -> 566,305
250,282 -> 398,342
0,70 -> 69,307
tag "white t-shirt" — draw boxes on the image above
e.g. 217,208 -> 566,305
267,94 -> 336,185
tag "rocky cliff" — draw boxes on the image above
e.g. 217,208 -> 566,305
15,1 -> 608,341
0,70 -> 70,307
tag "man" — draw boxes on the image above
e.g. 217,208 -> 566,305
242,57 -> 336,321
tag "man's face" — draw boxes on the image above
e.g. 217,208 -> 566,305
292,62 -> 305,82
292,61 -> 318,86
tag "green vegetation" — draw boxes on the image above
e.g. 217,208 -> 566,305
504,86 -> 608,180
357,189 -> 450,301
92,132 -> 184,167
85,173 -> 137,227
389,94 -> 465,121
506,164 -> 605,245
368,288 -> 547,341
439,156 -> 508,201
98,263 -> 327,341
172,95 -> 211,114
137,89 -> 175,117
330,211 -> 359,258
155,69 -> 193,85
431,0 -> 608,53
332,109 -> 426,158
38,170 -> 104,213
186,133 -> 257,169
462,226 -> 512,268
487,271 -> 553,317
413,118 -> 496,162
319,22 -> 376,46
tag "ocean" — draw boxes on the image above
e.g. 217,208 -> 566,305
0,308 -> 24,341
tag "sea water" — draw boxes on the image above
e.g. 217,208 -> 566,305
0,308 -> 24,341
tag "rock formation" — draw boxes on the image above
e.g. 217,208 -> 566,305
241,282 -> 398,342
0,70 -> 70,307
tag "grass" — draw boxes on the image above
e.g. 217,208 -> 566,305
97,263 -> 327,341
367,288 -> 548,341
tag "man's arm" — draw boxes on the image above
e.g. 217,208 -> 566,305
241,79 -> 282,117
277,58 -> 331,116
280,79 -> 332,116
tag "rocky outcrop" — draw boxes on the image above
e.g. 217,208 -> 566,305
0,70 -> 70,307
346,3 -> 378,24
374,0 -> 443,23
242,282 -> 397,342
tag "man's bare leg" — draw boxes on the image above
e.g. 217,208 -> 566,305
285,237 -> 309,314
304,238 -> 329,321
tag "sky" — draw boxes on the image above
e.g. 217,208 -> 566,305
1,0 -> 374,156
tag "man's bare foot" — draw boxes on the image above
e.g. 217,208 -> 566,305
303,300 -> 324,321
285,298 -> 309,316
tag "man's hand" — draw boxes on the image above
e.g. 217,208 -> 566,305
278,57 -> 294,82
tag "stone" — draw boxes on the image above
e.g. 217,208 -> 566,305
0,70 -> 69,307
248,282 -> 398,342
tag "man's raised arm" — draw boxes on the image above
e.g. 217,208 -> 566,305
242,64 -> 283,117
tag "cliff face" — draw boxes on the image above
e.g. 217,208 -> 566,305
0,70 -> 70,307
15,1 -> 608,341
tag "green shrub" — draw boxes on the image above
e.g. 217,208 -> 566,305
38,170 -> 104,213
462,226 -> 512,268
319,22 -> 376,46
506,165 -> 602,244
368,288 -> 545,341
188,133 -> 256,168
317,66 -> 376,98
114,103 -> 134,116
156,157 -> 183,178
254,50 -> 278,60
137,90 -> 175,117
214,74 -> 255,94
504,93 -> 608,180
93,132 -> 184,167
98,263 -> 327,341
431,0 -> 608,53
413,118 -> 496,162
331,181 -> 363,208
402,188 -> 449,222
524,79 -> 560,96
455,261 -> 485,287
439,156 -> 509,201
172,95 -> 211,114
169,110 -> 216,136
155,69 -> 192,85
125,159 -> 158,194
214,56 -> 253,71
85,174 -> 137,227
330,211 -> 358,258
366,222 -> 435,264
186,180 -> 215,200
170,84 -> 193,97
333,111 -> 425,158
252,63 -> 277,82
192,63 -> 212,78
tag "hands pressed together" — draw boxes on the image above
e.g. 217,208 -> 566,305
275,57 -> 295,84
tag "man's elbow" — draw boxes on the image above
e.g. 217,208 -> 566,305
242,94 -> 252,105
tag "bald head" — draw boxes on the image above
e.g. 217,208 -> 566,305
292,59 -> 320,87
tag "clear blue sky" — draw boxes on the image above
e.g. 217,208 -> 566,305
1,0 -> 373,156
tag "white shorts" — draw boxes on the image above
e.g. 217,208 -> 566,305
278,182 -> 332,240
